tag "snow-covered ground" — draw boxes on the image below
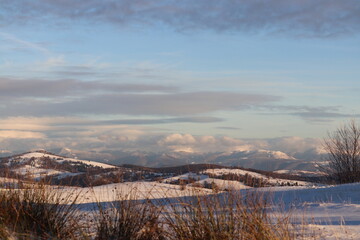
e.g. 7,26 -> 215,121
162,172 -> 209,183
12,165 -> 64,179
196,178 -> 251,190
202,168 -> 315,186
77,181 -> 360,239
63,181 -> 212,204
162,172 -> 250,190
1,169 -> 360,238
274,169 -> 325,177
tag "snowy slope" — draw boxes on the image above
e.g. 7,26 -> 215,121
196,178 -> 250,190
162,172 -> 250,190
0,150 -> 118,181
54,181 -> 213,204
162,173 -> 209,183
12,165 -> 65,179
12,151 -> 117,169
202,168 -> 314,186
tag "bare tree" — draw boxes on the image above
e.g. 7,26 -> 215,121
323,120 -> 360,183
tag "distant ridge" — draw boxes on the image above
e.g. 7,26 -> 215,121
122,163 -> 225,174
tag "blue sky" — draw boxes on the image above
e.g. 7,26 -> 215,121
0,0 -> 359,153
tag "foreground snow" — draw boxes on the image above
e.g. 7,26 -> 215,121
81,181 -> 360,239
57,181 -> 213,205
2,177 -> 360,239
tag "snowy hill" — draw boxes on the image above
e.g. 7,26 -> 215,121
201,168 -> 315,187
0,150 -> 118,182
6,150 -> 117,169
0,148 -> 325,190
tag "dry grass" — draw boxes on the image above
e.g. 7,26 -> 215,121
94,189 -> 165,240
0,181 -> 83,239
93,185 -> 299,240
162,191 -> 296,240
0,179 -> 308,240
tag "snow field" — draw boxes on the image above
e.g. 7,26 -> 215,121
1,176 -> 360,239
202,168 -> 315,186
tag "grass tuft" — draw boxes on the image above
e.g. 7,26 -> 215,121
162,191 -> 296,240
95,189 -> 165,240
0,181 -> 82,239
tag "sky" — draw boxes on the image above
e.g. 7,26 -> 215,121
0,0 -> 359,154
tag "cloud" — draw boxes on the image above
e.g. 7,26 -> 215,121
1,0 -> 360,37
1,79 -> 356,123
290,111 -> 360,122
156,134 -> 322,153
1,89 -> 280,117
0,116 -> 221,152
0,117 -> 56,131
157,134 -> 251,153
198,136 -> 216,144
266,136 -> 323,154
0,130 -> 45,139
0,116 -> 221,134
0,78 -> 178,98
216,126 -> 242,130
43,56 -> 66,67
158,133 -> 196,146
0,32 -> 50,54
96,117 -> 223,125
259,105 -> 360,122
0,116 -> 322,154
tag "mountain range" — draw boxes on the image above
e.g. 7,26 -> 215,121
0,147 -> 327,172
48,147 -> 326,171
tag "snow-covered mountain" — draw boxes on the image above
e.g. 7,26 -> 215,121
47,147 -> 323,171
1,146 -> 326,172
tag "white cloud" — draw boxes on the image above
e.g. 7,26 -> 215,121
0,130 -> 45,139
267,136 -> 323,154
0,116 -> 322,154
198,136 -> 216,144
125,134 -> 247,153
43,55 -> 66,67
159,133 -> 196,146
